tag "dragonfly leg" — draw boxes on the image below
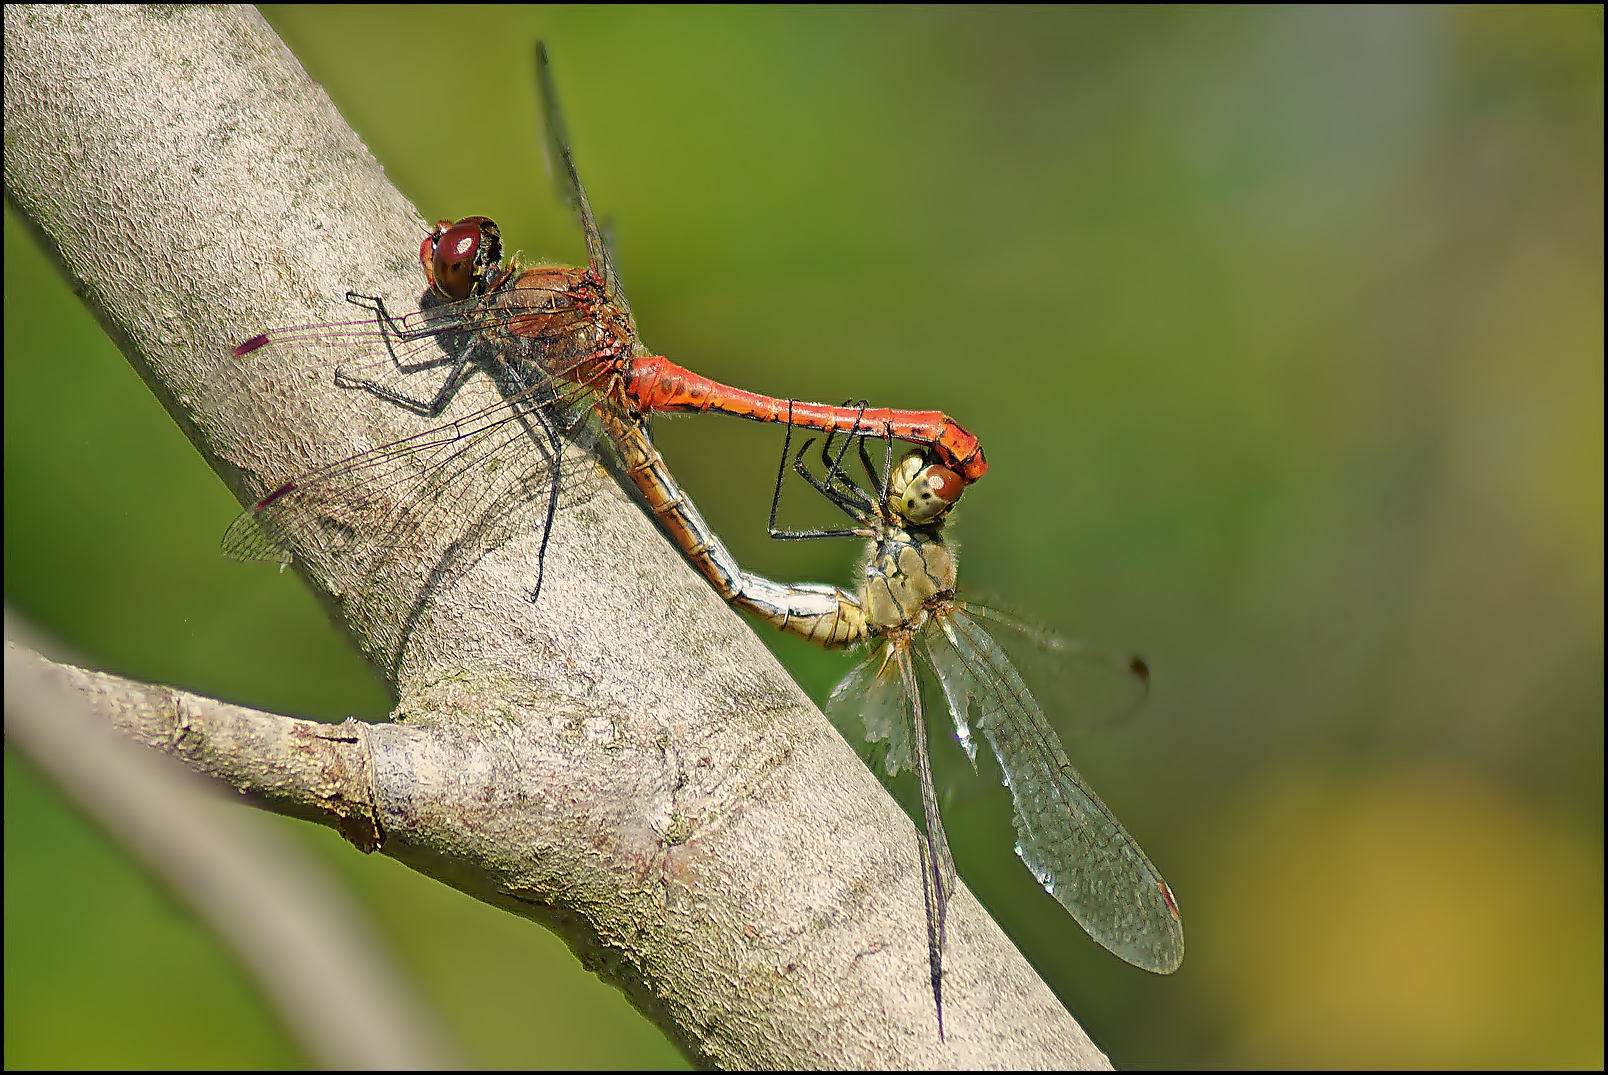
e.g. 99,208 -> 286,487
345,290 -> 464,361
873,421 -> 900,504
797,438 -> 871,517
333,290 -> 565,600
337,291 -> 490,417
856,430 -> 886,500
816,404 -> 872,498
765,413 -> 792,536
333,350 -> 481,418
768,406 -> 873,540
817,405 -> 862,480
780,439 -> 872,535
343,290 -> 415,338
518,403 -> 564,604
810,410 -> 892,517
813,408 -> 885,516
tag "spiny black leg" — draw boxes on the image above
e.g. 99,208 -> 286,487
337,291 -> 487,417
346,290 -> 456,371
878,422 -> 897,502
524,406 -> 564,603
856,432 -> 882,493
819,401 -> 868,487
816,404 -> 879,511
793,438 -> 872,519
811,432 -> 876,513
767,411 -> 870,540
345,291 -> 416,339
831,443 -> 878,513
334,351 -> 479,418
765,404 -> 796,539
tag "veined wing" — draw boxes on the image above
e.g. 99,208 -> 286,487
222,381 -> 604,570
535,43 -> 637,338
233,278 -> 612,410
826,637 -> 957,1034
953,599 -> 1150,739
825,641 -> 917,778
896,644 -> 956,1037
927,607 -> 1184,974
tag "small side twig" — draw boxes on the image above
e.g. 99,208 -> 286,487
5,635 -> 462,1070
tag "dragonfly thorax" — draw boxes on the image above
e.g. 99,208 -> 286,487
487,265 -> 637,392
862,528 -> 956,634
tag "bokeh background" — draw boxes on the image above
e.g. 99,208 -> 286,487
6,6 -> 1601,1068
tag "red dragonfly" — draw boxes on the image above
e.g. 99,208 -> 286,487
224,44 -> 985,630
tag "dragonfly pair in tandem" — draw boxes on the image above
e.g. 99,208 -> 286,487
226,44 -> 981,631
223,42 -> 1180,1035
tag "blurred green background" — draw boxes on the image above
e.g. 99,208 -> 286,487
6,6 -> 1601,1068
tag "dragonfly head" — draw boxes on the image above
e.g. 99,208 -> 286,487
890,451 -> 963,526
422,217 -> 507,301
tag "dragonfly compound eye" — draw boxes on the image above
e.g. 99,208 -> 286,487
898,464 -> 963,524
428,217 -> 503,301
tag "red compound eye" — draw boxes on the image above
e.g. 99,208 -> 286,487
899,463 -> 964,523
924,466 -> 963,506
430,220 -> 486,300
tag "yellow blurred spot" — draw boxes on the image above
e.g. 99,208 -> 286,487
1196,768 -> 1603,1067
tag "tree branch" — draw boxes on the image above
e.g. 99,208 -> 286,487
4,6 -> 1109,1067
4,632 -> 462,1069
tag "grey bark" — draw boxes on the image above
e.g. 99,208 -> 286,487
4,629 -> 464,1069
4,6 -> 1110,1068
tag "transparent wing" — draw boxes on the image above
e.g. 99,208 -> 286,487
954,599 -> 1150,739
223,277 -> 616,574
826,640 -> 955,1032
896,644 -> 956,1036
221,389 -> 602,568
931,607 -> 1184,974
914,599 -> 1149,812
825,642 -> 916,777
535,42 -> 636,336
228,277 -> 614,434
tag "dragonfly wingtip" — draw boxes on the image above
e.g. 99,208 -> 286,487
1130,654 -> 1151,686
233,333 -> 271,358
